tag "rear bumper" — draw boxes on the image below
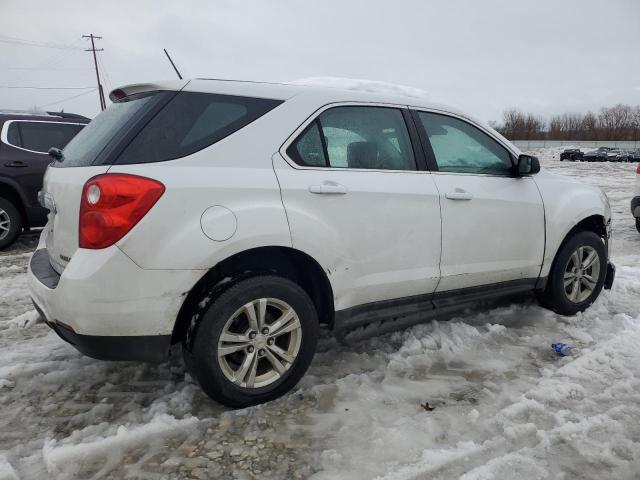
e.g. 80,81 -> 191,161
28,237 -> 201,362
631,196 -> 640,218
32,301 -> 171,362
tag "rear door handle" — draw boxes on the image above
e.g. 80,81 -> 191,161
445,189 -> 473,201
4,161 -> 27,168
309,182 -> 348,195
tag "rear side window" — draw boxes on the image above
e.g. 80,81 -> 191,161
287,106 -> 416,171
4,121 -> 83,153
60,91 -> 165,167
116,92 -> 283,164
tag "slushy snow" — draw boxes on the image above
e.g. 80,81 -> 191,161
0,149 -> 639,479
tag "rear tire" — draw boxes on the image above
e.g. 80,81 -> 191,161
539,231 -> 607,315
185,275 -> 318,408
636,218 -> 640,234
0,197 -> 22,250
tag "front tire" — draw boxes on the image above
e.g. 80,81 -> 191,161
0,197 -> 22,250
186,275 -> 319,408
636,218 -> 640,234
539,231 -> 607,315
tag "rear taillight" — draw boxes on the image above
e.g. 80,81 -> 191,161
636,163 -> 640,174
79,174 -> 165,249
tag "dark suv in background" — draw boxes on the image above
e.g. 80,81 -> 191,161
559,148 -> 583,161
0,111 -> 89,249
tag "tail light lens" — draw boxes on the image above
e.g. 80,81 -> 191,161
79,174 -> 165,249
636,163 -> 640,174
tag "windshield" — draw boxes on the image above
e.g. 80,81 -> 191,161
57,91 -> 166,167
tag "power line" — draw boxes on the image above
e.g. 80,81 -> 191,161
0,35 -> 85,50
39,88 -> 97,108
0,66 -> 91,71
0,85 -> 95,90
5,37 -> 86,85
96,51 -> 113,93
83,34 -> 106,111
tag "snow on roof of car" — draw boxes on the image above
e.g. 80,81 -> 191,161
186,77 -> 477,118
289,77 -> 428,99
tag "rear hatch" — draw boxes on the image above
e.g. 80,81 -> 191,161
43,88 -> 177,273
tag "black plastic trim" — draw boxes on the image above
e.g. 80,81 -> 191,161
29,249 -> 60,289
432,278 -> 538,309
604,262 -> 615,290
49,322 -> 171,362
334,278 -> 538,341
316,118 -> 330,167
402,109 -> 428,171
409,109 -> 439,171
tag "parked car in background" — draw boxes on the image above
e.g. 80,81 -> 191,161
606,149 -> 627,162
633,163 -> 640,233
0,111 -> 89,248
618,149 -> 639,162
583,147 -> 611,162
629,149 -> 640,162
560,148 -> 583,161
607,148 -> 622,162
28,79 -> 615,407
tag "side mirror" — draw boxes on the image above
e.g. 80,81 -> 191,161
516,154 -> 540,176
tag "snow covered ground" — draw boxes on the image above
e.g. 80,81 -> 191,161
1,149 -> 639,480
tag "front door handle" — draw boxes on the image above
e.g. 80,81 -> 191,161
445,189 -> 473,201
309,182 -> 348,195
4,161 -> 28,168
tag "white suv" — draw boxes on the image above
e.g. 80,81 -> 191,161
28,79 -> 615,407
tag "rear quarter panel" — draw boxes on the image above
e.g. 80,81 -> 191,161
110,98 -> 305,270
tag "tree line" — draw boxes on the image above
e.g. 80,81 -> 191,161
491,104 -> 640,140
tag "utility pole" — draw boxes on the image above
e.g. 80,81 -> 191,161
83,34 -> 106,111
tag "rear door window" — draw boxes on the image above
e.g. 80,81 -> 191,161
6,122 -> 21,146
116,92 -> 283,164
19,122 -> 81,153
3,121 -> 83,153
287,106 -> 416,171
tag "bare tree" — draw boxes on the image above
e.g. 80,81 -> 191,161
495,104 -> 640,140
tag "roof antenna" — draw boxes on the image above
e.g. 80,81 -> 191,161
163,48 -> 183,80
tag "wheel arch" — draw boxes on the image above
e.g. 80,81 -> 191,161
172,246 -> 335,346
543,213 -> 607,284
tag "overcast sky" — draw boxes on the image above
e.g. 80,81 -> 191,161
1,0 -> 639,123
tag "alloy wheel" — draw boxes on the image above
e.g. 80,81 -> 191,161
217,298 -> 302,388
563,245 -> 600,303
0,208 -> 10,241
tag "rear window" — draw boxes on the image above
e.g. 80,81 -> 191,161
4,121 -> 83,153
59,91 -> 166,167
116,92 -> 282,165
